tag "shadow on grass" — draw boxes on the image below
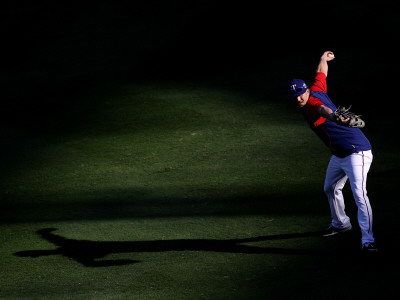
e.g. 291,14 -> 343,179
15,228 -> 326,267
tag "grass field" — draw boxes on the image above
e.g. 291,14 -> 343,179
1,78 -> 399,299
1,1 -> 400,299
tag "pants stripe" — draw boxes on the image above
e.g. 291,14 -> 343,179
361,151 -> 372,233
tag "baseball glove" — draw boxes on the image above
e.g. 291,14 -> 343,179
334,105 -> 365,128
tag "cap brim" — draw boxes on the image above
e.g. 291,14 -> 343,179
288,89 -> 306,100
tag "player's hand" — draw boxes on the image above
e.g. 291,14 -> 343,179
324,51 -> 335,61
339,115 -> 349,123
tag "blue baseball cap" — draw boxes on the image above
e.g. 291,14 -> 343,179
288,79 -> 308,99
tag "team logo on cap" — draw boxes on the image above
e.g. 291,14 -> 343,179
290,82 -> 307,91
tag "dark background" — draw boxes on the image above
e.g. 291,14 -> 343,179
1,0 -> 397,133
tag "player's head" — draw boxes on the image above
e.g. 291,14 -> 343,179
288,79 -> 310,107
288,79 -> 308,99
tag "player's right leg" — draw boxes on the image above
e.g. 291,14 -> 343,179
324,155 -> 352,230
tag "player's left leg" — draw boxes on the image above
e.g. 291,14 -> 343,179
343,150 -> 374,244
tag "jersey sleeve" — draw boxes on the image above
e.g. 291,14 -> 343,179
310,72 -> 327,93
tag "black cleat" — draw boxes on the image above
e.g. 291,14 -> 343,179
322,225 -> 352,237
361,242 -> 378,252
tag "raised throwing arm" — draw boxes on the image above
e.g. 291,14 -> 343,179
316,51 -> 335,77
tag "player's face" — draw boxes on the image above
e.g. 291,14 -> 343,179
293,89 -> 310,108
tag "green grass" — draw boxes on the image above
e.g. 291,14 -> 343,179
1,79 -> 399,299
1,81 -> 329,222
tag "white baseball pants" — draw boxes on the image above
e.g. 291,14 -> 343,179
324,150 -> 374,244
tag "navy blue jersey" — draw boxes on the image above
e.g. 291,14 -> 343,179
302,73 -> 371,158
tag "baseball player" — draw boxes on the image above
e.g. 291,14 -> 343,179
288,51 -> 377,252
